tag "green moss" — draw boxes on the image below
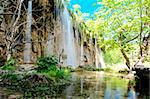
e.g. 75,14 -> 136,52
103,67 -> 112,72
1,58 -> 16,71
1,65 -> 16,70
75,65 -> 114,72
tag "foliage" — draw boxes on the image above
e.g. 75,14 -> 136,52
0,73 -> 70,98
0,74 -> 19,80
1,58 -> 16,70
36,55 -> 58,72
72,0 -> 150,67
47,68 -> 70,80
75,65 -> 96,71
82,65 -> 95,71
103,67 -> 112,72
56,69 -> 65,79
61,67 -> 74,72
104,48 -> 124,64
76,65 -> 113,72
36,55 -> 71,80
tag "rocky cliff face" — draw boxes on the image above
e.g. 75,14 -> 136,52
0,0 -> 103,68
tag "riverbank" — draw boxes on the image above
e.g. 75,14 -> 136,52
0,67 -> 149,98
0,69 -> 71,98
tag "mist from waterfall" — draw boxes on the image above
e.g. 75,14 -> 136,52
60,0 -> 77,68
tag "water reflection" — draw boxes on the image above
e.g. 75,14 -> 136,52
0,71 -> 149,98
63,71 -> 147,99
134,71 -> 150,99
127,88 -> 137,99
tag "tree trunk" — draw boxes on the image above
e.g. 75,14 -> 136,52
120,48 -> 130,69
5,0 -> 24,61
134,1 -> 149,68
139,0 -> 143,57
118,32 -> 130,69
134,33 -> 150,67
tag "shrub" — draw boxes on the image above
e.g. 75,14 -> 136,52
56,69 -> 65,79
1,58 -> 16,70
36,55 -> 71,80
48,68 -> 70,80
48,70 -> 57,77
36,55 -> 58,72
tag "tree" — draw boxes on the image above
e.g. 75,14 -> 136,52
94,0 -> 150,68
73,0 -> 150,68
0,0 -> 24,61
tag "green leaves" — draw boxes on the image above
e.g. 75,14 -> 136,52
36,55 -> 70,80
1,58 -> 16,71
72,0 -> 149,65
36,55 -> 58,72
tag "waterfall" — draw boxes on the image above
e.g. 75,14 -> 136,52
24,0 -> 32,63
95,34 -> 99,68
47,33 -> 54,56
80,43 -> 84,66
0,6 -> 4,22
60,0 -> 77,68
95,34 -> 105,68
98,48 -> 105,68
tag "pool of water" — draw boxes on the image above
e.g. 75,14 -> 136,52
61,71 -> 149,99
0,71 -> 149,99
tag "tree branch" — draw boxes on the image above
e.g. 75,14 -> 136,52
0,13 -> 18,15
126,34 -> 139,43
13,0 -> 24,28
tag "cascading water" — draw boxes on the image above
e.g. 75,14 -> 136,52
47,33 -> 54,56
97,48 -> 105,68
80,43 -> 84,66
95,48 -> 106,68
24,0 -> 32,63
60,0 -> 77,68
95,34 -> 105,68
